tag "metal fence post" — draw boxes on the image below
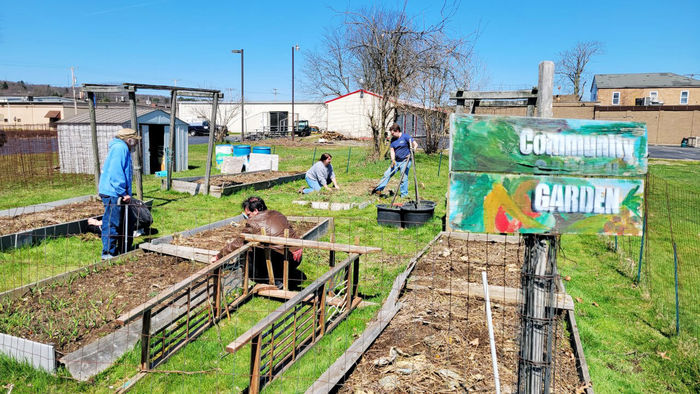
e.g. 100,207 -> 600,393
636,215 -> 646,284
346,147 -> 351,173
673,242 -> 680,335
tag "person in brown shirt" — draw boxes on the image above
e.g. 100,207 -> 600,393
213,196 -> 304,289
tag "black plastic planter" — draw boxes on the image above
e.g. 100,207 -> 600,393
401,200 -> 435,228
376,204 -> 402,227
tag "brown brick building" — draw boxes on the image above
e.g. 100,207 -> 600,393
590,73 -> 700,106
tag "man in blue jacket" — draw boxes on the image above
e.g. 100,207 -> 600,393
372,123 -> 418,198
98,128 -> 140,259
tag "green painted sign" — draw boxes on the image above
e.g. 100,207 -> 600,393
450,115 -> 647,176
447,172 -> 644,235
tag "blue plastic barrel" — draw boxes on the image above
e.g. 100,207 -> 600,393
233,145 -> 251,156
252,146 -> 272,154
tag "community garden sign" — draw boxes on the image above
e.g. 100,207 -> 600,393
447,115 -> 647,235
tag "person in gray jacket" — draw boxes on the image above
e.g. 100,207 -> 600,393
301,153 -> 340,193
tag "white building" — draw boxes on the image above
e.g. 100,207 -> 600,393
326,89 -> 433,140
178,101 -> 326,136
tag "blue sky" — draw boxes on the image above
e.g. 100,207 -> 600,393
0,0 -> 698,101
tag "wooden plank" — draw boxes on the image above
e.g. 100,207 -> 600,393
406,277 -> 574,310
448,172 -> 645,235
139,243 -> 216,263
451,90 -> 537,100
242,234 -> 381,254
140,310 -> 152,370
442,231 -> 521,244
449,114 -> 647,176
558,277 -> 594,393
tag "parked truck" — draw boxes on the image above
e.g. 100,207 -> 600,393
188,120 -> 210,136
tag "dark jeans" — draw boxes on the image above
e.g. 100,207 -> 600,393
100,195 -> 133,256
248,247 -> 305,289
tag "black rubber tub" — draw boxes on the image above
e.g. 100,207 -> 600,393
401,200 -> 436,228
376,204 -> 403,227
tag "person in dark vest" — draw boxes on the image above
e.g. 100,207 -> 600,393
213,196 -> 305,289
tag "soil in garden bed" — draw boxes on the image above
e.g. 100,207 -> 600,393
0,253 -> 205,354
170,220 -> 318,251
0,200 -> 104,235
339,236 -> 582,393
194,171 -> 300,187
298,179 -> 378,204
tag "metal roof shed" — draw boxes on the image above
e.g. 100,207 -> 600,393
56,108 -> 188,175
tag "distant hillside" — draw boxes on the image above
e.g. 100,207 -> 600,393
0,80 -> 169,105
0,80 -> 71,97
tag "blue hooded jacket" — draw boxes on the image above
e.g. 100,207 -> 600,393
98,138 -> 133,197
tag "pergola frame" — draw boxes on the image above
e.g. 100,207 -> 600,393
82,83 -> 223,198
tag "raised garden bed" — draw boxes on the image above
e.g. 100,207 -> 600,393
166,170 -> 304,197
0,195 -> 103,251
311,232 -> 591,393
0,214 -> 332,380
0,195 -> 152,252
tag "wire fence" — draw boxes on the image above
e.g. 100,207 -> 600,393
607,173 -> 700,339
0,126 -> 65,186
0,202 -> 588,392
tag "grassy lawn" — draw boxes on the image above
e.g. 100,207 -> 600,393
0,142 -> 697,393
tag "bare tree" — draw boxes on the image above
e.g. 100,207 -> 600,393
401,30 -> 480,154
556,41 -> 603,100
305,3 -> 478,158
303,29 -> 353,98
190,101 -> 240,143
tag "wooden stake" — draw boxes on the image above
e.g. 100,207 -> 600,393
261,228 -> 275,285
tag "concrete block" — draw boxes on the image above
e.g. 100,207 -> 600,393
0,333 -> 55,372
221,156 -> 245,174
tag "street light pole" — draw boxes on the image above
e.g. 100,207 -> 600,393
291,44 -> 299,141
232,49 -> 244,141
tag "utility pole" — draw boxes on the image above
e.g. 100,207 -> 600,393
71,66 -> 78,115
291,44 -> 299,141
232,49 -> 244,141
272,88 -> 278,98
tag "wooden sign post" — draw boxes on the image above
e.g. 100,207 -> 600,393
448,62 -> 647,393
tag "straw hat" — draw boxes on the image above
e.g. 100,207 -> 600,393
116,128 -> 141,140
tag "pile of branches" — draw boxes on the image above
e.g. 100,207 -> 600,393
320,131 -> 352,141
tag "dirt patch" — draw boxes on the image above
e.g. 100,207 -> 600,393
171,221 -> 318,251
194,171 -> 300,187
0,200 -> 104,235
340,236 -> 582,393
298,179 -> 378,204
0,253 -> 205,354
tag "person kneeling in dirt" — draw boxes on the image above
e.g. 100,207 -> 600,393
212,196 -> 305,290
300,153 -> 340,194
